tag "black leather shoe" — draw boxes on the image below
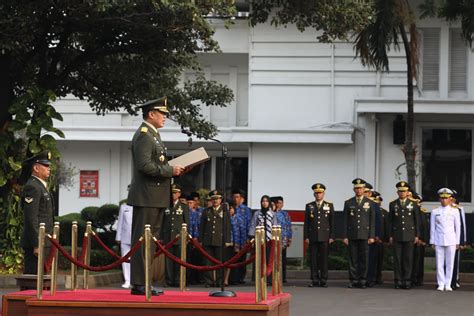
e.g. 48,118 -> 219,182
308,283 -> 314,288
360,284 -> 367,289
347,283 -> 354,288
394,284 -> 401,289
131,285 -> 164,296
320,282 -> 328,288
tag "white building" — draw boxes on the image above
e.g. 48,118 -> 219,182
55,10 -> 474,235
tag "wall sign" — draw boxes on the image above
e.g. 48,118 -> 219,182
79,170 -> 99,197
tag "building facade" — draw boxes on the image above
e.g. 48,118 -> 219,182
54,12 -> 473,254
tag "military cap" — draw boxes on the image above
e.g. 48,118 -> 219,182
171,183 -> 182,193
189,191 -> 200,200
136,97 -> 169,114
23,150 -> 52,167
372,191 -> 383,202
208,190 -> 222,200
352,178 -> 366,188
364,182 -> 373,192
396,181 -> 410,191
411,191 -> 423,202
312,183 -> 326,193
437,188 -> 453,198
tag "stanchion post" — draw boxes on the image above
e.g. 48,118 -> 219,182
261,226 -> 267,301
144,224 -> 152,301
71,221 -> 78,291
180,223 -> 188,291
272,226 -> 278,296
83,221 -> 92,289
277,225 -> 283,294
254,226 -> 262,303
36,223 -> 46,299
50,222 -> 60,296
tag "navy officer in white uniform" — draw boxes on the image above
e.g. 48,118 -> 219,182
116,192 -> 134,289
430,188 -> 461,291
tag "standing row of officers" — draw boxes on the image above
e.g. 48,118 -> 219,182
303,178 -> 467,291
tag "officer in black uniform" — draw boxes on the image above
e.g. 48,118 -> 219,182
388,181 -> 420,289
20,151 -> 54,277
161,184 -> 189,287
199,190 -> 232,287
304,183 -> 335,288
410,191 -> 428,287
373,191 -> 389,285
365,183 -> 383,287
342,178 -> 376,288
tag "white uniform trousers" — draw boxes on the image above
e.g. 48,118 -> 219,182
120,243 -> 131,285
435,245 -> 456,288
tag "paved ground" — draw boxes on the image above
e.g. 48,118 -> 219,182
1,280 -> 473,316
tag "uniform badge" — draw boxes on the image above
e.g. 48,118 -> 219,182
395,212 -> 399,217
350,211 -> 354,216
218,211 -> 223,218
24,197 -> 33,204
310,211 -> 314,218
406,203 -> 413,210
165,209 -> 170,215
363,202 -> 370,209
159,155 -> 165,162
176,206 -> 183,215
323,204 -> 330,211
140,126 -> 148,133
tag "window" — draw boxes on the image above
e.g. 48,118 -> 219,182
421,28 -> 440,91
175,159 -> 212,194
449,29 -> 468,93
422,129 -> 472,202
216,157 -> 248,201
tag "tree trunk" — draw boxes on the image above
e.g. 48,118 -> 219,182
399,24 -> 417,188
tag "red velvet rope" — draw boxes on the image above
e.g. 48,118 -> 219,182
44,246 -> 57,273
154,239 -> 252,271
154,236 -> 180,258
92,233 -> 122,260
47,236 -> 142,272
227,251 -> 256,269
78,235 -> 89,264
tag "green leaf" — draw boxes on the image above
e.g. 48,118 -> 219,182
8,157 -> 22,171
28,140 -> 41,154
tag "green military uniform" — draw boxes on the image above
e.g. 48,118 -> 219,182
342,178 -> 376,288
20,151 -> 54,275
304,183 -> 334,287
199,190 -> 231,287
127,98 -> 173,290
161,185 -> 189,286
388,182 -> 420,289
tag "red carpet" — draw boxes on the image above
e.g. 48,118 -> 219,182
11,289 -> 288,305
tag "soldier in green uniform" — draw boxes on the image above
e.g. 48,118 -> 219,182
304,183 -> 335,288
388,181 -> 420,289
161,184 -> 189,287
20,151 -> 54,277
127,97 -> 185,296
342,178 -> 376,289
199,190 -> 232,287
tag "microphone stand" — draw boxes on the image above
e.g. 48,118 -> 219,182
207,138 -> 236,297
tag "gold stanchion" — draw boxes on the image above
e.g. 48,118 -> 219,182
277,225 -> 283,294
36,223 -> 46,299
144,224 -> 152,301
261,226 -> 267,301
83,221 -> 92,289
254,226 -> 262,303
179,224 -> 187,291
272,225 -> 278,296
50,222 -> 60,296
70,221 -> 78,291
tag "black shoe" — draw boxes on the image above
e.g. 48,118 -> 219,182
394,284 -> 401,289
347,283 -> 355,288
131,285 -> 163,296
308,283 -> 315,288
360,284 -> 367,289
367,282 -> 375,288
320,282 -> 328,288
239,280 -> 246,285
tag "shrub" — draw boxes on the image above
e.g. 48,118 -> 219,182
56,213 -> 86,246
57,246 -> 120,271
81,206 -> 99,223
95,204 -> 119,231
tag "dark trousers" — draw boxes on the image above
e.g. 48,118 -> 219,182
367,243 -> 379,284
282,248 -> 287,282
412,244 -> 425,285
23,246 -> 52,275
203,245 -> 223,286
376,243 -> 385,283
188,246 -> 203,284
393,241 -> 414,286
348,239 -> 369,285
130,207 -> 164,286
309,241 -> 329,284
165,245 -> 181,286
230,252 -> 247,284
451,249 -> 461,288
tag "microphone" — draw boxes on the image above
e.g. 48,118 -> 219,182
181,126 -> 193,147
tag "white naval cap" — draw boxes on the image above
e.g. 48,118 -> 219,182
437,188 -> 453,198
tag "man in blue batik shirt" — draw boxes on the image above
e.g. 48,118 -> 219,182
230,189 -> 252,285
187,192 -> 203,284
273,196 -> 292,283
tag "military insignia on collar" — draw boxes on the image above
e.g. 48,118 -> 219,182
25,197 -> 33,204
140,126 -> 148,133
159,155 -> 165,162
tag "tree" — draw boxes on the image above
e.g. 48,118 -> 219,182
354,0 -> 420,188
0,0 -> 235,272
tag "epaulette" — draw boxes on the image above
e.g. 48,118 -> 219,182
140,126 -> 148,133
306,202 -> 315,207
451,204 -> 460,209
408,197 -> 417,201
325,200 -> 333,204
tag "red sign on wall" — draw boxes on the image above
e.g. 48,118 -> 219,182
79,170 -> 99,197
